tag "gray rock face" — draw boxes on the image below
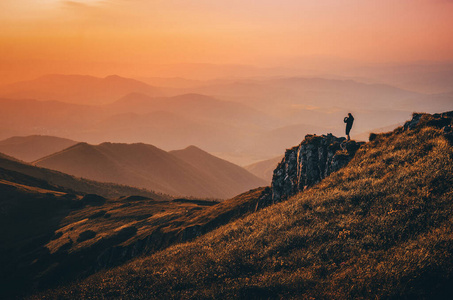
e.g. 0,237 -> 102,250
271,134 -> 363,203
404,111 -> 453,144
403,113 -> 423,131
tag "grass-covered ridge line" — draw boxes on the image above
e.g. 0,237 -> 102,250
40,113 -> 453,299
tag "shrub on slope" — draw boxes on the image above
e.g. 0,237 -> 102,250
41,113 -> 453,299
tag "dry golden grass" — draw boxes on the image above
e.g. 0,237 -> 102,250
1,165 -> 268,298
38,114 -> 453,299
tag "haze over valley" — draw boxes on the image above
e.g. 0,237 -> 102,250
2,0 -> 453,298
1,71 -> 451,165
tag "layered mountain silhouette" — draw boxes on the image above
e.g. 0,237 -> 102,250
107,93 -> 278,128
244,155 -> 283,182
184,77 -> 453,131
0,74 -> 163,105
0,93 -> 284,164
0,97 -> 105,140
1,74 -> 452,165
186,77 -> 421,110
0,151 -> 163,199
0,135 -> 77,162
33,142 -> 266,198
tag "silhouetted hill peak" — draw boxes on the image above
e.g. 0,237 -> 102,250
34,142 -> 266,198
173,144 -> 213,155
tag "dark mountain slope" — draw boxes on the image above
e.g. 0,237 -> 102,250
0,179 -> 81,299
0,172 -> 269,298
0,152 -> 163,199
0,176 -> 216,298
0,135 -> 78,162
34,142 -> 206,197
43,112 -> 453,299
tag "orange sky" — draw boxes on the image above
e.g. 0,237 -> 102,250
1,0 -> 453,83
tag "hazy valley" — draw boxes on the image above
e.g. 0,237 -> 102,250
3,0 -> 453,298
1,111 -> 452,299
1,73 -> 452,165
1,63 -> 453,300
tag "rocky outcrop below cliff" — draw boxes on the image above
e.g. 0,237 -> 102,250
271,134 -> 363,203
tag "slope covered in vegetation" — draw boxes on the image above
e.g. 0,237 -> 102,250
41,112 -> 453,299
0,160 -> 269,298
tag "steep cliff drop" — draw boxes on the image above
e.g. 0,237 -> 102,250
272,133 -> 363,203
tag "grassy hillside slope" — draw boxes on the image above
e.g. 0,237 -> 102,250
42,113 -> 453,299
0,156 -> 270,298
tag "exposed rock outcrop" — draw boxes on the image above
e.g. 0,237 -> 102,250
403,111 -> 453,144
271,134 -> 363,203
403,113 -> 423,130
404,111 -> 453,132
271,111 -> 453,204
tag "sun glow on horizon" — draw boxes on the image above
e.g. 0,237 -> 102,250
1,0 -> 453,83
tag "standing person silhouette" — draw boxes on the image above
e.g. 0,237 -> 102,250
344,113 -> 354,141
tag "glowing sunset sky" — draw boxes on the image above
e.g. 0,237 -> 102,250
1,0 -> 452,82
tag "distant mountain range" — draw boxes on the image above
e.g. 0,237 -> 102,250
0,135 -> 77,162
0,74 -> 163,105
0,151 -> 163,199
1,74 -> 452,165
33,142 -> 266,199
244,155 -> 284,183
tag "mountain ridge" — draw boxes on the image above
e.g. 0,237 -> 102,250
0,135 -> 78,162
0,74 -> 163,105
0,150 -> 164,199
34,142 -> 266,199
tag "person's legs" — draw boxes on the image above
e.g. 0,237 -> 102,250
346,125 -> 351,141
